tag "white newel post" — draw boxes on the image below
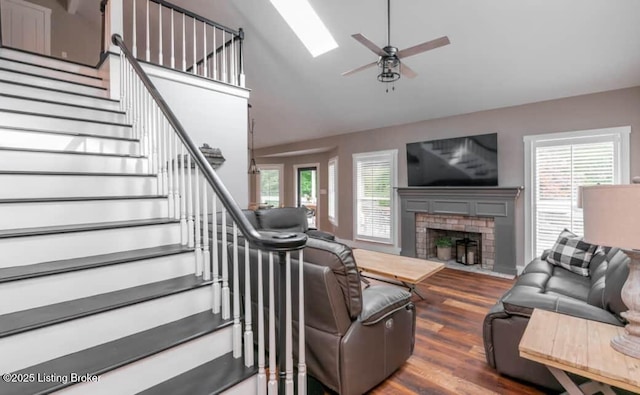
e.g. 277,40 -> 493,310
102,0 -> 123,100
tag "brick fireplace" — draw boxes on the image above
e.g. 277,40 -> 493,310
416,213 -> 495,269
397,187 -> 523,275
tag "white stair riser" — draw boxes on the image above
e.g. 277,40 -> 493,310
0,253 -> 196,314
0,96 -> 126,124
0,81 -> 120,111
0,59 -> 106,88
0,48 -> 101,78
0,112 -> 132,139
0,223 -> 181,267
0,286 -> 214,373
0,198 -> 169,231
56,328 -> 233,395
221,376 -> 258,395
0,150 -> 148,174
0,174 -> 158,199
0,69 -> 107,97
0,128 -> 139,156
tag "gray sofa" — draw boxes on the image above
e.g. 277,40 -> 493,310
483,247 -> 629,390
214,209 -> 416,394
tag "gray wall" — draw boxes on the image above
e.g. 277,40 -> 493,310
253,86 -> 640,265
28,0 -> 102,65
149,69 -> 249,207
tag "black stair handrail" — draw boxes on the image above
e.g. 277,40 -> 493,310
112,33 -> 306,252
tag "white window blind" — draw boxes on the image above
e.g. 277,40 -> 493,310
353,151 -> 396,243
533,136 -> 621,257
328,157 -> 337,224
257,166 -> 282,207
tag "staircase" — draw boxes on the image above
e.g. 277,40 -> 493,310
0,47 -> 257,394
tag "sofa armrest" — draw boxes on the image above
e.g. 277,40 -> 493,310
359,285 -> 411,326
307,229 -> 335,241
501,288 -> 623,326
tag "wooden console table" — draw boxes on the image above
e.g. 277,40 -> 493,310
519,309 -> 640,394
353,249 -> 444,299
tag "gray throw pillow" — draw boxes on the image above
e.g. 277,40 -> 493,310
546,229 -> 598,277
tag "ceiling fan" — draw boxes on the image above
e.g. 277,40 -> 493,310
342,0 -> 450,84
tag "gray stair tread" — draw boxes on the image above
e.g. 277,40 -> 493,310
0,146 -> 142,158
0,92 -> 123,114
0,170 -> 156,177
0,311 -> 230,395
0,195 -> 167,204
0,124 -> 136,141
0,108 -> 132,127
0,217 -> 178,239
0,56 -> 103,80
0,243 -> 191,283
0,66 -> 106,90
139,351 -> 257,395
0,275 -> 210,338
0,78 -> 119,102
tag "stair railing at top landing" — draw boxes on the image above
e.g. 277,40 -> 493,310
112,30 -> 308,395
102,0 -> 244,87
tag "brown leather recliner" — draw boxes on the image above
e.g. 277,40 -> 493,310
215,210 -> 416,394
483,247 -> 629,390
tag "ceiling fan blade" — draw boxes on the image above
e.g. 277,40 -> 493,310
342,61 -> 378,77
397,36 -> 450,59
351,33 -> 385,56
400,62 -> 417,78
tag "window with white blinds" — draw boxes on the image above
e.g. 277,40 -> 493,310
256,165 -> 283,208
353,150 -> 397,244
524,127 -> 630,261
328,157 -> 338,225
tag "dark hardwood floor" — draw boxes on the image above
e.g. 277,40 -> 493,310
367,268 -> 547,395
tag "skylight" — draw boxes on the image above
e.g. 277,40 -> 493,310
270,0 -> 338,57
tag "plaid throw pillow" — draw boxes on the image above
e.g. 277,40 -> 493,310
546,229 -> 597,277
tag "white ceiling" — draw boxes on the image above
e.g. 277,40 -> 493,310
91,0 -> 640,148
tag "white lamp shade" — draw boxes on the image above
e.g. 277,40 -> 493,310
582,184 -> 640,250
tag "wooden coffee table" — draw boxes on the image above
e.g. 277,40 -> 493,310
519,309 -> 640,394
352,249 -> 444,299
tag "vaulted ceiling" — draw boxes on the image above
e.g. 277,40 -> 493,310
86,0 -> 640,148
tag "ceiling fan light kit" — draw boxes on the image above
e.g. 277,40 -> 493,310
343,0 -> 451,90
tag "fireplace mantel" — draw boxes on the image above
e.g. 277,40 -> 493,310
397,186 -> 523,275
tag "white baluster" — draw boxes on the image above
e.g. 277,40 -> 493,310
158,2 -> 162,65
194,167 -> 203,276
257,250 -> 267,395
180,144 -> 188,244
173,134 -> 180,220
143,90 -> 149,159
187,153 -> 195,248
221,30 -> 226,82
155,105 -> 162,194
119,52 -> 124,110
202,179 -> 211,281
267,252 -> 278,395
212,27 -> 217,80
162,118 -> 169,198
211,193 -> 220,310
152,103 -> 159,179
231,36 -> 235,86
203,23 -> 207,78
132,0 -> 137,58
297,249 -> 307,394
244,238 -> 254,367
145,0 -> 150,62
166,121 -> 174,218
170,9 -> 175,68
285,251 -> 294,395
192,18 -> 197,74
182,13 -> 186,71
221,207 -> 230,319
232,223 -> 242,359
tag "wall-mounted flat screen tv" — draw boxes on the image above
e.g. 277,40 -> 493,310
406,133 -> 498,187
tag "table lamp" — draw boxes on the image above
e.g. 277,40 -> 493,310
581,184 -> 640,359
